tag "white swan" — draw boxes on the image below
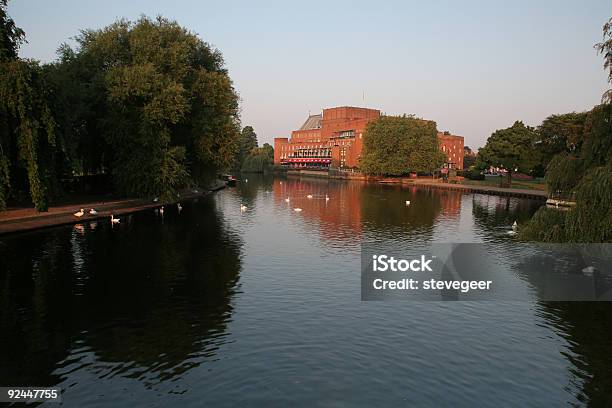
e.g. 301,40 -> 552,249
89,208 -> 98,215
159,206 -> 164,215
177,203 -> 182,212
325,195 -> 330,202
153,197 -> 159,202
405,200 -> 411,206
110,214 -> 120,224
285,197 -> 290,203
512,221 -> 518,232
294,208 -> 302,212
240,204 -> 247,212
74,208 -> 85,217
306,194 -> 313,199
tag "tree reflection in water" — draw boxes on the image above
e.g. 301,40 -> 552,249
473,198 -> 612,406
0,196 -> 242,389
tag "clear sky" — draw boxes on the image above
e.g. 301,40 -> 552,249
8,0 -> 611,148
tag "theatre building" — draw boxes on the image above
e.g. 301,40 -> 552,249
274,106 -> 464,170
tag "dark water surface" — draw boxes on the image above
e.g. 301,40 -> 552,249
1,175 -> 611,407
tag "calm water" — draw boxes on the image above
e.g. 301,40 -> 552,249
1,175 -> 611,407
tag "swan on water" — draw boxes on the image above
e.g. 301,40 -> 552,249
74,209 -> 85,217
512,221 -> 518,231
307,194 -> 313,199
159,206 -> 164,215
177,203 -> 182,212
240,204 -> 248,212
405,200 -> 411,206
285,197 -> 290,203
325,195 -> 330,202
89,208 -> 98,215
294,208 -> 302,212
110,214 -> 120,224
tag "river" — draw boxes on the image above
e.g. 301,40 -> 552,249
1,174 -> 610,406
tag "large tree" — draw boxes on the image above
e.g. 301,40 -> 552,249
1,0 -> 58,211
360,115 -> 444,176
477,121 -> 540,186
57,16 -> 241,200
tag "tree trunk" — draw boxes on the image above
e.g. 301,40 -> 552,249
507,170 -> 512,187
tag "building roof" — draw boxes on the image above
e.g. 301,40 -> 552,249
299,114 -> 322,130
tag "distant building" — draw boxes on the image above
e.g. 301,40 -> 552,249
274,106 -> 464,170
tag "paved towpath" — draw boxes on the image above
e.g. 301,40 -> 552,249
0,181 -> 226,235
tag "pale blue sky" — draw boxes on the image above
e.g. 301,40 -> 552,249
8,0 -> 611,148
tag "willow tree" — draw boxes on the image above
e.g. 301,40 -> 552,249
595,17 -> 612,103
63,16 -> 241,200
360,115 -> 444,176
0,0 -> 57,211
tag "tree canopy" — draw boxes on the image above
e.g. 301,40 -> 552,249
0,10 -> 242,209
241,144 -> 274,173
235,126 -> 258,171
1,1 -> 58,210
477,121 -> 540,185
360,115 -> 444,176
61,16 -> 241,199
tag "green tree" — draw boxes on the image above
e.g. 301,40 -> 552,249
235,126 -> 258,171
535,112 -> 587,176
43,43 -> 110,177
463,146 -> 477,169
477,121 -> 540,186
241,145 -> 273,173
60,16 -> 241,200
360,115 -> 444,176
1,1 -> 58,211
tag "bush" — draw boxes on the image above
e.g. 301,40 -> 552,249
457,169 -> 484,180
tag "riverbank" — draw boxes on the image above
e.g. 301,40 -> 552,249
284,169 -> 548,200
0,180 -> 227,236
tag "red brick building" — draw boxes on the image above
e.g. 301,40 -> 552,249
274,106 -> 464,170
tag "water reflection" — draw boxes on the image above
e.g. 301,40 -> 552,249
471,198 -> 612,406
1,175 -> 611,406
0,197 -> 242,390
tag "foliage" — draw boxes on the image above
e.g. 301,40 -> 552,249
594,17 -> 612,103
43,44 -> 110,176
360,115 -> 444,176
564,165 -> 612,242
463,151 -> 477,169
466,168 -> 484,180
235,126 -> 258,170
0,0 -> 24,60
477,121 -> 540,186
521,104 -> 612,242
1,0 -> 58,211
241,144 -> 273,173
518,206 -> 567,242
260,143 -> 274,162
536,112 -> 587,170
544,152 -> 582,196
51,16 -> 241,201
